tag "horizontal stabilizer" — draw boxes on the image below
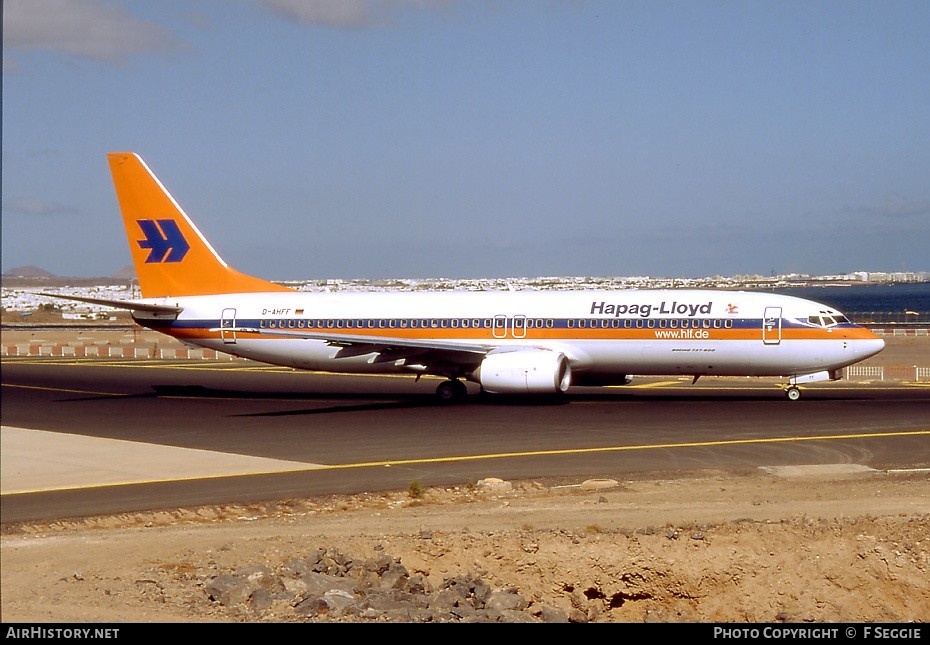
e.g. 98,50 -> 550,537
39,292 -> 183,316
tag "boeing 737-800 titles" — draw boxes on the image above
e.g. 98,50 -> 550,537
47,153 -> 885,401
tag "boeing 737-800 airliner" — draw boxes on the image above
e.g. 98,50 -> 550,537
48,153 -> 885,401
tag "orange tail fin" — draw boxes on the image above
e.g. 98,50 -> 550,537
107,152 -> 292,298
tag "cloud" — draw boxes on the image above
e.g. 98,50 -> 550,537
841,195 -> 930,221
261,0 -> 455,28
2,198 -> 78,217
877,195 -> 930,218
4,0 -> 186,65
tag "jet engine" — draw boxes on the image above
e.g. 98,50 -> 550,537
472,349 -> 572,394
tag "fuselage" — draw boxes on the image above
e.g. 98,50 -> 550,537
133,288 -> 885,385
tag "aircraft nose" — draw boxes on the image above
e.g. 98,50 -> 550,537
856,336 -> 885,361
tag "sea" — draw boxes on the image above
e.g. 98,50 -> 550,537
764,282 -> 930,323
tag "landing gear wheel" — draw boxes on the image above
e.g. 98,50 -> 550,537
436,379 -> 468,403
785,386 -> 801,401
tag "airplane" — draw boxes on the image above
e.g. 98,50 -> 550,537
45,152 -> 885,402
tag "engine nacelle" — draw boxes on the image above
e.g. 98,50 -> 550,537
473,349 -> 572,394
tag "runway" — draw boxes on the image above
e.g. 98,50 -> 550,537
2,357 -> 929,524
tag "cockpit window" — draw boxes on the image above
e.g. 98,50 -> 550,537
808,313 -> 850,327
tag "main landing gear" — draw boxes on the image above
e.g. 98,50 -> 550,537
436,379 -> 468,403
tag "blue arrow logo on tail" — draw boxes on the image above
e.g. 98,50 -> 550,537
136,219 -> 190,263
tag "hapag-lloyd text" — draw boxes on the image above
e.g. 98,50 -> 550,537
591,300 -> 713,318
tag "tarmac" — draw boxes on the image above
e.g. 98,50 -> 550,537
2,328 -> 927,499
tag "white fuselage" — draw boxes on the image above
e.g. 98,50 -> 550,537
133,288 -> 885,387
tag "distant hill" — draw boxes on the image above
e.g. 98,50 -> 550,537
2,265 -> 136,280
3,265 -> 56,278
1,265 -> 136,288
111,265 -> 136,280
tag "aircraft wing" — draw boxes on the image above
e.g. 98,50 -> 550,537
237,327 -> 495,372
38,293 -> 184,316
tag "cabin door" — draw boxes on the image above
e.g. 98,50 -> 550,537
511,315 -> 527,339
492,315 -> 508,339
220,308 -> 237,344
762,307 -> 782,345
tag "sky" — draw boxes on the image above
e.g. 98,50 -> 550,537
3,0 -> 929,281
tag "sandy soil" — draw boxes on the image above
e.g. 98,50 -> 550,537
2,468 -> 928,623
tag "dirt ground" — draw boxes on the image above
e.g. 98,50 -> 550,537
2,468 -> 929,623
